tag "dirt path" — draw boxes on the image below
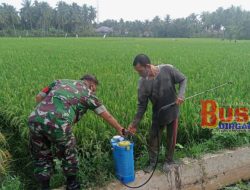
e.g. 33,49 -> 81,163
54,146 -> 250,190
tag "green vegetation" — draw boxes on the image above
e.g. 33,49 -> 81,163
222,180 -> 250,190
0,130 -> 11,175
0,38 -> 249,189
0,175 -> 23,190
1,2 -> 250,39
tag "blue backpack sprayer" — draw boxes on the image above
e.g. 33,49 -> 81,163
110,135 -> 135,183
110,82 -> 232,188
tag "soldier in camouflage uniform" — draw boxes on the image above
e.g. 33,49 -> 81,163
28,74 -> 125,190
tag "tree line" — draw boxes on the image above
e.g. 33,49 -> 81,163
1,0 -> 250,39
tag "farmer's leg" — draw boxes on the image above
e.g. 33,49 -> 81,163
165,118 -> 178,163
144,114 -> 164,173
147,119 -> 164,164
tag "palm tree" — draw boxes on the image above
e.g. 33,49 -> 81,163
0,4 -> 19,35
20,0 -> 33,30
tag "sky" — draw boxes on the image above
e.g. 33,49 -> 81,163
1,0 -> 250,22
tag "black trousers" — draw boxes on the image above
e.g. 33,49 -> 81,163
147,115 -> 178,163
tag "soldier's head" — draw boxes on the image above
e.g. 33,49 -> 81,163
133,54 -> 151,78
80,74 -> 99,93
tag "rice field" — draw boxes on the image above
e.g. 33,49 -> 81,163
0,37 -> 249,188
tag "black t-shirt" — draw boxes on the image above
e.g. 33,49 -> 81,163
132,64 -> 186,125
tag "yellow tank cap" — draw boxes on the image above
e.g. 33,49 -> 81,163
118,141 -> 131,147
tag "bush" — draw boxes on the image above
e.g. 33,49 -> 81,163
0,175 -> 23,190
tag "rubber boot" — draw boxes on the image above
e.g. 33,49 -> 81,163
66,176 -> 80,190
40,179 -> 50,190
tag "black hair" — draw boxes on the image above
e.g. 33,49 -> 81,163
133,54 -> 151,66
80,74 -> 99,85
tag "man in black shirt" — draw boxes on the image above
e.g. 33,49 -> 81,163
128,54 -> 187,173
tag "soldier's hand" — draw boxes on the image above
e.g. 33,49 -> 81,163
128,124 -> 137,135
117,127 -> 124,136
176,97 -> 184,105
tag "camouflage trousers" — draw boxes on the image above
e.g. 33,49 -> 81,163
28,121 -> 79,182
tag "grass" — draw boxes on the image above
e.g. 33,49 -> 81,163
0,131 -> 11,176
0,175 -> 23,190
222,180 -> 250,190
0,37 -> 249,189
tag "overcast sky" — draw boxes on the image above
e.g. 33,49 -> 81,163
1,0 -> 250,21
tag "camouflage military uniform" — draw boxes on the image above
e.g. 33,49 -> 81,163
28,79 -> 106,182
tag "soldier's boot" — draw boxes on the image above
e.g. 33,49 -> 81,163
66,176 -> 80,190
40,179 -> 50,190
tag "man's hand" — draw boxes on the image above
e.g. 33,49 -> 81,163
176,97 -> 184,105
128,124 -> 137,135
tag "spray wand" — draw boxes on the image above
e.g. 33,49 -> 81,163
120,81 -> 233,188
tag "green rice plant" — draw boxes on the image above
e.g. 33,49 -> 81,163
0,132 -> 11,175
0,38 -> 249,188
0,175 -> 23,190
